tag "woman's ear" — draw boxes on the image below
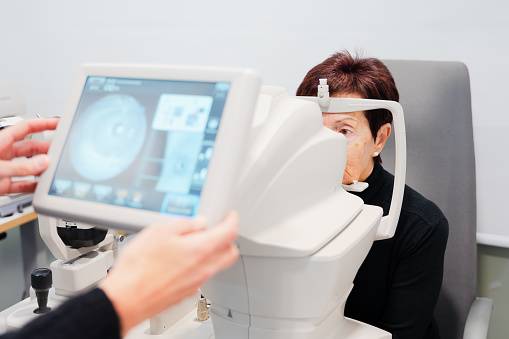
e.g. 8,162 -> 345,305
374,123 -> 391,153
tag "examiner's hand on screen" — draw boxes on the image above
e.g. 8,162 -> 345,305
100,211 -> 240,336
0,118 -> 59,195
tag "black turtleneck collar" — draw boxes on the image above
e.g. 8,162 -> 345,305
350,165 -> 392,209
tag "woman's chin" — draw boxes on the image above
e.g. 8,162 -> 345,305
342,175 -> 358,185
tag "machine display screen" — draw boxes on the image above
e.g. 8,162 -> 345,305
49,76 -> 230,217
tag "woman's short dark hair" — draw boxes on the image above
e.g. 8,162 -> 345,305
296,51 -> 399,165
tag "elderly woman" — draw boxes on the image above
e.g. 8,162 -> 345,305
297,51 -> 449,339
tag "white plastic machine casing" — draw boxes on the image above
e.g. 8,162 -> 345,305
199,86 -> 405,338
235,86 -> 363,257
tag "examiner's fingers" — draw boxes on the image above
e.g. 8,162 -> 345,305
11,139 -> 52,158
0,118 -> 58,151
4,181 -> 38,194
206,243 -> 239,273
0,155 -> 50,178
188,211 -> 239,249
181,243 -> 239,288
144,216 -> 207,238
175,216 -> 208,235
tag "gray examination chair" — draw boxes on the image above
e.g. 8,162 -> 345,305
382,60 -> 493,339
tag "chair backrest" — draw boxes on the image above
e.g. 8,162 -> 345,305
381,60 -> 477,339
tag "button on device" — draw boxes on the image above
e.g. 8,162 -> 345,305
163,194 -> 199,216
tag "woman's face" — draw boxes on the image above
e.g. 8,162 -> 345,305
322,93 -> 390,185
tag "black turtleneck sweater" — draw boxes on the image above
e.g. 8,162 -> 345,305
345,165 -> 448,339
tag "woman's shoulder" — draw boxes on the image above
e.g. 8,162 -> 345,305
401,184 -> 448,228
376,166 -> 448,241
395,185 -> 449,259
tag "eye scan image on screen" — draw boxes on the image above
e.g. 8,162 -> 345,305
49,77 -> 230,217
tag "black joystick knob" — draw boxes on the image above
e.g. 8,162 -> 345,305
31,268 -> 52,314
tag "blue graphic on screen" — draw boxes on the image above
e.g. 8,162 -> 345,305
49,77 -> 230,217
70,94 -> 147,181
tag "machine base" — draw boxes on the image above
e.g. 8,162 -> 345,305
125,307 -> 391,339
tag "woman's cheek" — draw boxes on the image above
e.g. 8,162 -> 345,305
343,144 -> 363,184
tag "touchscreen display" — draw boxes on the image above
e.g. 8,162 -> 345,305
49,76 -> 230,217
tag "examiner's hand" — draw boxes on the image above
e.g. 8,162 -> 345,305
100,211 -> 240,336
0,118 -> 59,195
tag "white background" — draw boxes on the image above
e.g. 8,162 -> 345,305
0,0 -> 507,245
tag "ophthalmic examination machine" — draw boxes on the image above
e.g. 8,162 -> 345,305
0,64 -> 406,339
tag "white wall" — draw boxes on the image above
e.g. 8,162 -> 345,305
0,0 -> 508,244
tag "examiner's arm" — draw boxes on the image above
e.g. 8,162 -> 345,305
1,212 -> 239,339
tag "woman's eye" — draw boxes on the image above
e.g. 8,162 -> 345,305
338,128 -> 352,135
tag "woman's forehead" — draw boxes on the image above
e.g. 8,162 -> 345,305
322,111 -> 368,125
